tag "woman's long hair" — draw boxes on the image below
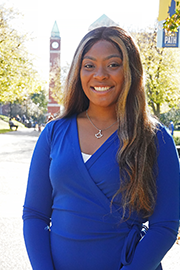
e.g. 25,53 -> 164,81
62,26 -> 158,219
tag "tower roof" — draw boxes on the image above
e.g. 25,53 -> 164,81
88,14 -> 118,31
51,21 -> 60,38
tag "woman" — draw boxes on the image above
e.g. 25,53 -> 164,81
23,26 -> 180,270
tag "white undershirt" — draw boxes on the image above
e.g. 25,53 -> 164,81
82,152 -> 92,163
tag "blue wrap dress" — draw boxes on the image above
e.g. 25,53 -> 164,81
23,115 -> 180,270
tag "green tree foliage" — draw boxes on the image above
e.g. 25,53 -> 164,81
0,5 -> 42,103
49,64 -> 69,105
31,88 -> 48,114
133,30 -> 180,117
163,1 -> 180,32
49,65 -> 62,105
22,88 -> 48,123
160,106 -> 180,127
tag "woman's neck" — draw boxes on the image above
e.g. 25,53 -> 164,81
87,105 -> 117,122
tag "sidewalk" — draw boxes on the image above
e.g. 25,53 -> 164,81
0,128 -> 179,269
0,129 -> 39,270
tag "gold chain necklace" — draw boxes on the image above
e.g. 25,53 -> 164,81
86,110 -> 117,139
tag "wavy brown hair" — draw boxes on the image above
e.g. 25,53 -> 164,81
62,26 -> 158,219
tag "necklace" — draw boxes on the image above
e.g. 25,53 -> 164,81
86,110 -> 117,139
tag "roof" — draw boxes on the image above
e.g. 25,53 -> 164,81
51,21 -> 60,38
88,14 -> 118,31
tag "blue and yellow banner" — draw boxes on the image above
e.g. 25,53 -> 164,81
157,0 -> 180,48
158,0 -> 177,21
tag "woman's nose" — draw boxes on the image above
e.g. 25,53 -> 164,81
93,66 -> 108,80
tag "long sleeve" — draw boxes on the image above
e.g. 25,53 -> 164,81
121,127 -> 180,270
23,123 -> 55,270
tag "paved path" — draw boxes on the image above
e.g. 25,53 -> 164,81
0,129 -> 39,270
0,128 -> 179,269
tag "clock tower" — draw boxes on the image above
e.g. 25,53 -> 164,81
48,21 -> 61,116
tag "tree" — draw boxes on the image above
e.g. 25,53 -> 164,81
49,63 -> 69,105
160,106 -> 180,127
133,30 -> 180,117
163,1 -> 180,32
31,88 -> 48,113
49,65 -> 62,105
0,5 -> 43,103
25,88 -> 48,123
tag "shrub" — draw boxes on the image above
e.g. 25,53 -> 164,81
173,136 -> 180,146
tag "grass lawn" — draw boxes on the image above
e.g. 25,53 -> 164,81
0,115 -> 26,134
173,130 -> 180,137
173,131 -> 180,146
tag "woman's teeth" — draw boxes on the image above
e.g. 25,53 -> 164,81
93,86 -> 111,91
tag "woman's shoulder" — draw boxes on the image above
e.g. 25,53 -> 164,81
148,117 -> 172,145
42,114 -> 76,142
155,122 -> 177,155
156,122 -> 173,142
47,114 -> 76,129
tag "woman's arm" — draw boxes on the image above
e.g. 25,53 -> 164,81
121,127 -> 180,270
23,123 -> 55,270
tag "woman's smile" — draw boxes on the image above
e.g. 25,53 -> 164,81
90,85 -> 114,93
92,86 -> 112,91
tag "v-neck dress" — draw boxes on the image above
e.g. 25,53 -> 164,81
23,115 -> 180,270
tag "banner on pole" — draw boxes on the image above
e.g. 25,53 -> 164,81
157,0 -> 180,48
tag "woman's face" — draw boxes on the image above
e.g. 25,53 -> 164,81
80,40 -> 124,110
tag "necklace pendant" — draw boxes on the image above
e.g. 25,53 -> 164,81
95,130 -> 103,139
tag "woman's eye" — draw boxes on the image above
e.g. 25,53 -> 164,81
108,63 -> 120,68
84,64 -> 94,69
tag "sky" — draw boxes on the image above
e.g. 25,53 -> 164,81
3,0 -> 160,81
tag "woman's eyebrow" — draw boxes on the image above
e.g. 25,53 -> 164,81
83,54 -> 122,61
105,54 -> 122,60
83,56 -> 96,61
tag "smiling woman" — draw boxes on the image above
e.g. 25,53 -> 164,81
23,26 -> 180,270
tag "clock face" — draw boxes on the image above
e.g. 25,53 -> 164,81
52,41 -> 59,49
